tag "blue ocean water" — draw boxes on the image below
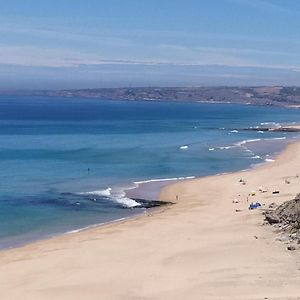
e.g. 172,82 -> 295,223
1,95 -> 300,249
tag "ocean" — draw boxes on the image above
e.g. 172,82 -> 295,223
1,95 -> 300,249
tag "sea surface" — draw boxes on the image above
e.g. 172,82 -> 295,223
1,95 -> 300,249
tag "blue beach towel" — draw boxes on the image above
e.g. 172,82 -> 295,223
249,202 -> 261,210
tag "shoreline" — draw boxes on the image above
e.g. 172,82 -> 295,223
0,141 -> 300,298
0,135 -> 295,251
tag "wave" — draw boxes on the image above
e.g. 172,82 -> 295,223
76,134 -> 290,208
259,122 -> 281,127
78,187 -> 140,208
113,195 -> 141,208
78,188 -> 112,197
217,145 -> 238,150
265,158 -> 275,162
235,137 -> 286,148
236,139 -> 262,146
66,217 -> 128,234
266,137 -> 286,140
214,139 -> 263,151
78,175 -> 198,209
212,136 -> 289,156
180,145 -> 189,150
134,176 -> 196,185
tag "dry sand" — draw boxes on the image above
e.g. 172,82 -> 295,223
1,143 -> 300,299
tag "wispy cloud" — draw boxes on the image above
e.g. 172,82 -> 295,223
229,0 -> 299,15
1,43 -> 300,72
0,24 -> 133,49
0,46 -> 85,67
3,18 -> 300,52
158,44 -> 300,70
0,13 -> 299,75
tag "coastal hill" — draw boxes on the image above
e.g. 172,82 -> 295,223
3,86 -> 300,108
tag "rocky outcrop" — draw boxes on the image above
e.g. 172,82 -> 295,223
265,193 -> 300,249
266,193 -> 300,224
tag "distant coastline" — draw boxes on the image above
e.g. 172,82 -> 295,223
1,86 -> 300,108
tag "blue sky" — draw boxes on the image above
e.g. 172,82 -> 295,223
1,0 -> 300,89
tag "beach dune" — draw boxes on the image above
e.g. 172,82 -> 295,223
1,143 -> 300,299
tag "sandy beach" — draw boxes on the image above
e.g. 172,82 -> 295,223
1,142 -> 300,299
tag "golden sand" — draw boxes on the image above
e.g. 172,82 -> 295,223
1,142 -> 300,299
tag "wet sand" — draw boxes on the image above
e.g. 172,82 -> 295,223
1,142 -> 300,299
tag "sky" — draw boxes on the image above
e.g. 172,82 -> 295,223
1,0 -> 300,89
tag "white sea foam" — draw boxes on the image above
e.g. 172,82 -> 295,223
105,188 -> 141,208
265,158 -> 275,162
267,137 -> 286,140
236,139 -> 261,146
78,175 -> 196,209
208,148 -> 215,151
66,217 -> 127,234
235,137 -> 287,149
218,145 -> 237,150
78,187 -> 140,208
134,176 -> 196,185
78,188 -> 112,197
251,155 -> 261,159
216,136 -> 281,153
260,122 -> 281,127
180,145 -> 189,149
113,196 -> 141,208
230,130 -> 239,133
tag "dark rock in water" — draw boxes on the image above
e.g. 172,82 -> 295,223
239,127 -> 300,133
132,198 -> 174,209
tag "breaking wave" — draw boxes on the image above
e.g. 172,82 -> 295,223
180,145 -> 189,150
78,188 -> 112,197
78,188 -> 140,208
134,176 -> 196,186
